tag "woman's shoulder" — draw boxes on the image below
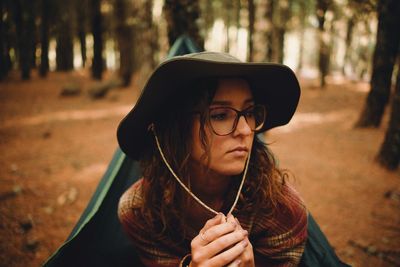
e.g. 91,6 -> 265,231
282,183 -> 307,210
253,183 -> 307,234
118,178 -> 145,219
250,183 -> 308,264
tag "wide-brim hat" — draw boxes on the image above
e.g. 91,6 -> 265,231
117,52 -> 301,160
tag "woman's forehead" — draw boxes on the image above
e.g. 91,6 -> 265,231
211,78 -> 254,104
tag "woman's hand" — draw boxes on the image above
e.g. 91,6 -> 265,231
189,213 -> 252,267
227,216 -> 255,267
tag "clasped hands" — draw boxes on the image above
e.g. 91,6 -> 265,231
190,213 -> 255,267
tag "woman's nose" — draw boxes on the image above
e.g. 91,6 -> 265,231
234,116 -> 252,136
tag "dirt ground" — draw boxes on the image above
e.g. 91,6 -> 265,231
0,70 -> 399,267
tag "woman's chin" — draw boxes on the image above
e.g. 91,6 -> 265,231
212,164 -> 246,176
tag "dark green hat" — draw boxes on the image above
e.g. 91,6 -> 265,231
117,52 -> 301,159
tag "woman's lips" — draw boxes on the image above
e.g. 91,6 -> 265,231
227,147 -> 249,157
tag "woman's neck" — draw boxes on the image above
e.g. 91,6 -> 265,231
189,161 -> 232,206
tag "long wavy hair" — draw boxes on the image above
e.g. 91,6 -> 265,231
139,77 -> 292,242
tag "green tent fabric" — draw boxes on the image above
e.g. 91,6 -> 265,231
44,35 -> 349,267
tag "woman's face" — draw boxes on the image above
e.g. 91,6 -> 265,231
191,78 -> 255,176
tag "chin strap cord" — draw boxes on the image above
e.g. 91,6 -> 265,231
149,123 -> 250,216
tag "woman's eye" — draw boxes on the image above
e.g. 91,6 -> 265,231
210,112 -> 228,121
245,110 -> 254,118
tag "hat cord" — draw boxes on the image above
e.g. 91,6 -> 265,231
150,124 -> 250,216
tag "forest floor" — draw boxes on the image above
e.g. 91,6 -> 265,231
0,70 -> 399,267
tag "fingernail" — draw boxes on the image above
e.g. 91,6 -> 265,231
241,239 -> 248,247
234,259 -> 242,265
242,230 -> 248,236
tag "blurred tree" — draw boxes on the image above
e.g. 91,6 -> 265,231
356,0 -> 400,127
163,0 -> 204,49
264,0 -> 292,64
114,0 -> 135,86
91,0 -> 103,79
296,0 -> 309,71
0,0 -> 12,80
143,0 -> 157,69
342,0 -> 376,77
378,57 -> 400,170
276,0 -> 292,64
316,0 -> 332,87
133,0 -> 159,89
263,0 -> 273,62
223,0 -> 232,53
56,2 -> 74,71
342,15 -> 355,75
76,0 -> 88,68
234,0 -> 241,47
39,0 -> 50,77
202,0 -> 214,34
13,0 -> 35,79
31,7 -> 38,70
247,0 -> 255,61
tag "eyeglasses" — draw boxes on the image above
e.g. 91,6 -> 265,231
205,104 -> 266,136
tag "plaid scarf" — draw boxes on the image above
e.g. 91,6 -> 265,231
118,179 -> 308,267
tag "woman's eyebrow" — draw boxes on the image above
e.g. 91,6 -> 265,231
210,98 -> 254,106
210,100 -> 231,106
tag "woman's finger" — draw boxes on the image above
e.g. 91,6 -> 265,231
226,214 -> 237,229
205,228 -> 248,257
234,217 -> 242,230
207,238 -> 248,266
226,259 -> 242,267
194,220 -> 237,246
202,213 -> 225,232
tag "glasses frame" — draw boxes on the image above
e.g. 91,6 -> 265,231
203,104 -> 266,136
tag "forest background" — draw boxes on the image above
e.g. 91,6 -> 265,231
0,0 -> 399,266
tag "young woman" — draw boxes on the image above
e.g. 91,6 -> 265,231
117,52 -> 308,267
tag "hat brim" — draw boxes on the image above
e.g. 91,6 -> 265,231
117,57 -> 300,160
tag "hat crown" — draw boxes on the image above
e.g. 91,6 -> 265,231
181,51 -> 242,63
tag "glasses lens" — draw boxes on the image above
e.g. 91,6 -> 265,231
208,105 -> 266,135
209,107 -> 237,135
250,105 -> 266,131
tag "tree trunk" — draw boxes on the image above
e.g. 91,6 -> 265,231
297,0 -> 307,71
276,0 -> 292,64
377,59 -> 400,170
77,0 -> 87,68
0,0 -> 8,80
163,0 -> 204,49
114,0 -> 134,86
234,0 -> 241,48
224,0 -> 232,53
203,0 -> 214,33
14,0 -> 34,79
271,0 -> 280,62
91,0 -> 103,80
316,0 -> 330,87
267,0 -> 290,64
264,0 -> 273,62
247,0 -> 255,62
31,16 -> 37,69
40,0 -> 50,77
56,2 -> 74,71
144,0 -> 157,69
355,0 -> 400,127
342,16 -> 355,76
